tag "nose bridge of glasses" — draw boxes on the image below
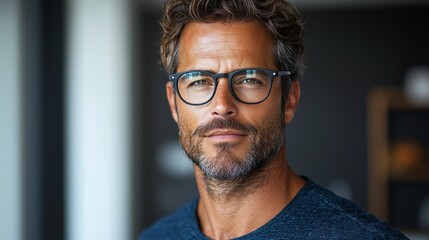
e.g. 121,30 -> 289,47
211,72 -> 235,101
212,72 -> 230,83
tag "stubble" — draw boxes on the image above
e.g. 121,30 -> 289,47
178,110 -> 285,200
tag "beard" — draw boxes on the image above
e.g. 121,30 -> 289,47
178,110 -> 285,183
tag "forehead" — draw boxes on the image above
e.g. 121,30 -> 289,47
178,21 -> 276,72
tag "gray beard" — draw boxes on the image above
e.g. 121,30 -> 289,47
196,141 -> 283,200
178,112 -> 285,200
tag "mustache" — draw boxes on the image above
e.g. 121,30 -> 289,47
193,118 -> 257,136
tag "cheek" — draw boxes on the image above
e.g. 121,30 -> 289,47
270,81 -> 283,102
176,103 -> 206,130
253,89 -> 283,117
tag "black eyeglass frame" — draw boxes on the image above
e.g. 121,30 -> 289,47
169,68 -> 292,106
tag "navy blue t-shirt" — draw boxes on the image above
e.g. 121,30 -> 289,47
140,179 -> 407,239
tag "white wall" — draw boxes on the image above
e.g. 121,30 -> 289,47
0,0 -> 22,240
67,0 -> 131,239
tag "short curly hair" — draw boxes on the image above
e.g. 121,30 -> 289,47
160,0 -> 305,81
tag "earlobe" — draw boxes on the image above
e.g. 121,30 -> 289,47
166,82 -> 178,123
284,80 -> 301,124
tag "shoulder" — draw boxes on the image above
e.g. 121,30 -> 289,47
139,199 -> 201,240
284,179 -> 407,239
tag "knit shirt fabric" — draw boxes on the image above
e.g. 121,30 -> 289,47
140,178 -> 407,239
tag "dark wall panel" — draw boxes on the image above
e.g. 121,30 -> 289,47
23,0 -> 65,239
288,6 -> 429,208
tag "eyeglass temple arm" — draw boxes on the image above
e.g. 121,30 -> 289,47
276,70 -> 292,77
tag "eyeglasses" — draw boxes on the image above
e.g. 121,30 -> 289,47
169,68 -> 292,105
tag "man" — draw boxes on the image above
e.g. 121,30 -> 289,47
140,0 -> 407,239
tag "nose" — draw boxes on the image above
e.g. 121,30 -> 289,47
210,79 -> 238,117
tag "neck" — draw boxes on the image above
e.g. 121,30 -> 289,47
194,144 -> 305,240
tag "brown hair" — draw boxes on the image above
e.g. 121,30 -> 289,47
160,0 -> 304,80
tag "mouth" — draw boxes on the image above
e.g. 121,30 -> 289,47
204,129 -> 247,141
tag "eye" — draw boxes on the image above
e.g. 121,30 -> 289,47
240,78 -> 263,86
233,70 -> 270,88
235,77 -> 265,88
187,78 -> 213,88
179,71 -> 214,91
182,77 -> 214,93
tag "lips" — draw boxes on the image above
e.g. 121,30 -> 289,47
204,129 -> 247,141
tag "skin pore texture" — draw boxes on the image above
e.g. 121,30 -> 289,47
166,21 -> 306,240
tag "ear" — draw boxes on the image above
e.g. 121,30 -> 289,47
166,81 -> 178,123
284,80 -> 301,124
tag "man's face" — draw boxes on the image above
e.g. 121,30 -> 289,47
166,21 -> 299,181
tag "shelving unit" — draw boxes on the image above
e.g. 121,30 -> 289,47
368,87 -> 429,235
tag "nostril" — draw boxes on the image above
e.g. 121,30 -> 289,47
211,106 -> 237,117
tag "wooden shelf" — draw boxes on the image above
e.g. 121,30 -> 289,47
390,160 -> 429,183
367,87 -> 429,223
390,170 -> 429,183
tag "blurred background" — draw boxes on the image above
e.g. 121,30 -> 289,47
1,0 -> 429,239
